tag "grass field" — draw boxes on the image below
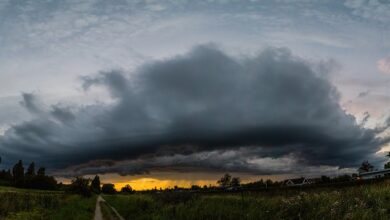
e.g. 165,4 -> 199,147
103,181 -> 390,220
0,186 -> 96,220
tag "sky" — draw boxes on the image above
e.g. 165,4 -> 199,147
0,0 -> 389,189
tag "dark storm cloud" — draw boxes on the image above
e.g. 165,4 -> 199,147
50,106 -> 75,123
20,93 -> 43,114
0,45 -> 389,174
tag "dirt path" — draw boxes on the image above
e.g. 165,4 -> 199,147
94,195 -> 125,220
94,195 -> 104,220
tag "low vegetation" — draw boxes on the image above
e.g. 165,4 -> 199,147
0,186 -> 95,220
103,180 -> 390,220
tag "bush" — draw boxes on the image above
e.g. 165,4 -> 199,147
102,183 -> 116,194
120,184 -> 134,194
69,177 -> 91,197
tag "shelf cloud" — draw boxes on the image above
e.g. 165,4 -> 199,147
0,45 -> 388,175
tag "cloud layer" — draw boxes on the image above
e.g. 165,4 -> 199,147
0,45 -> 388,175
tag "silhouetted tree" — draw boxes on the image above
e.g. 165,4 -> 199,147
320,175 -> 331,183
5,169 -> 12,182
69,177 -> 91,197
120,184 -> 134,194
231,177 -> 241,188
12,160 -> 24,186
217,173 -> 232,188
102,183 -> 116,194
191,185 -> 201,190
384,152 -> 390,169
37,167 -> 45,176
24,162 -> 36,188
90,175 -> 101,194
358,161 -> 374,173
26,162 -> 35,177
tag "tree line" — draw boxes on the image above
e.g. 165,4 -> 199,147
0,160 -> 57,190
69,175 -> 134,197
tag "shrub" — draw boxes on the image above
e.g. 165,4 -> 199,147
102,183 -> 116,194
69,177 -> 91,197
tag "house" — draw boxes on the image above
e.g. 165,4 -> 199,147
284,177 -> 313,187
358,169 -> 390,180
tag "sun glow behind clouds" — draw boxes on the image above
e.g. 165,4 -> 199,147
114,178 -> 217,191
84,172 -> 291,191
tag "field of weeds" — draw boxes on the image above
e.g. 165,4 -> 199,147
104,181 -> 390,220
0,186 -> 96,220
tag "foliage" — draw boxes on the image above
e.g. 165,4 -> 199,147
91,175 -> 101,194
69,177 -> 92,197
26,162 -> 35,178
120,184 -> 134,194
12,160 -> 24,187
385,152 -> 390,169
217,173 -> 241,189
217,173 -> 231,188
0,160 -> 57,190
359,160 -> 374,173
231,177 -> 241,188
102,183 -> 117,194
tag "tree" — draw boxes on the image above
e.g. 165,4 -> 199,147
358,161 -> 374,173
24,162 -> 36,188
90,175 -> 101,194
231,177 -> 241,188
102,183 -> 116,194
12,160 -> 24,186
70,177 -> 91,197
320,175 -> 331,183
120,184 -> 134,194
26,162 -> 35,177
191,185 -> 201,190
37,167 -> 45,176
217,173 -> 232,188
384,152 -> 390,169
4,169 -> 12,181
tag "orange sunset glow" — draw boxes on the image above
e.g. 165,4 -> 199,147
114,178 -> 216,191
79,172 -> 292,191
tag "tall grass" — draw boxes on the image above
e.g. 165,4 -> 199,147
0,187 -> 96,220
48,195 -> 96,220
0,191 -> 61,218
104,181 -> 390,220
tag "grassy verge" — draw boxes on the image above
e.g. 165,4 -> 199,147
47,195 -> 96,220
104,181 -> 390,220
100,201 -> 120,220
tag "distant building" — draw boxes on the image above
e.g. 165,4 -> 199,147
284,177 -> 313,187
358,169 -> 390,180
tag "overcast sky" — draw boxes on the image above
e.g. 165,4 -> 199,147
0,0 -> 389,186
